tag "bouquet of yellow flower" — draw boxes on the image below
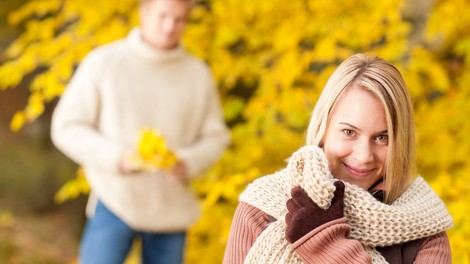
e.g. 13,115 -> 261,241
54,130 -> 178,204
128,129 -> 179,171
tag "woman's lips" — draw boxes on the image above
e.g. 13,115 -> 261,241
343,163 -> 375,177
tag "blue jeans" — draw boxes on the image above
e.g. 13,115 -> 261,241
79,200 -> 186,264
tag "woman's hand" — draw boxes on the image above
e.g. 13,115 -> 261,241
285,181 -> 345,243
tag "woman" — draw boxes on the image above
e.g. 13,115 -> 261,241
223,54 -> 453,264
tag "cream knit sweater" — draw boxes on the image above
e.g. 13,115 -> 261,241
51,28 -> 230,232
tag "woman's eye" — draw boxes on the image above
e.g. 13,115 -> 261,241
376,134 -> 389,144
343,129 -> 355,136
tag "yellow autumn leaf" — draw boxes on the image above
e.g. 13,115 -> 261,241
133,129 -> 179,170
0,211 -> 14,228
24,92 -> 45,121
54,167 -> 90,204
0,62 -> 24,89
10,111 -> 26,132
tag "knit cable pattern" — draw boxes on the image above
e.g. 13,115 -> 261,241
240,146 -> 453,264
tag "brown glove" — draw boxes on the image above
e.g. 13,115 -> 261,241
285,181 -> 345,243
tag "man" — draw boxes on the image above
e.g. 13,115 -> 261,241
51,0 -> 230,263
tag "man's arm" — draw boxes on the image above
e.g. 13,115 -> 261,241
51,50 -> 124,172
174,71 -> 230,178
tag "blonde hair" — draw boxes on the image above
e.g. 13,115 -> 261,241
306,54 -> 416,204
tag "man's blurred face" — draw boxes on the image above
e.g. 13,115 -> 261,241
140,0 -> 190,50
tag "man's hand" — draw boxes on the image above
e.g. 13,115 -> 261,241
168,161 -> 188,183
119,150 -> 143,174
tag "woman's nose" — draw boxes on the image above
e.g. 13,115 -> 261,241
353,139 -> 374,163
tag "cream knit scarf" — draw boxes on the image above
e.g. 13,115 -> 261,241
240,146 -> 453,263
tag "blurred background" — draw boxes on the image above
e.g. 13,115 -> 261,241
1,0 -> 469,263
1,0 -> 83,263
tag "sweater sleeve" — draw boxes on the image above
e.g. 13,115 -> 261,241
174,69 -> 230,178
291,217 -> 372,264
223,202 -> 273,264
51,50 -> 124,172
414,232 -> 451,264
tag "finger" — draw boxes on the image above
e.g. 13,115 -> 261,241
290,186 -> 304,197
285,212 -> 292,225
331,181 -> 345,211
286,198 -> 300,212
291,186 -> 316,208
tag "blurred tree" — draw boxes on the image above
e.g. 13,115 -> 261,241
1,0 -> 469,263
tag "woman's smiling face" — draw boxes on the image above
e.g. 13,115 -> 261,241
322,86 -> 388,190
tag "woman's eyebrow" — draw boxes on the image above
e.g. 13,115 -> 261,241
338,122 -> 388,134
338,122 -> 360,130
